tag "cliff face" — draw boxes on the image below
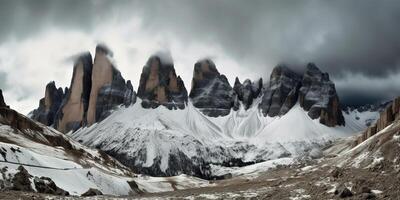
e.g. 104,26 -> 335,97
31,45 -> 136,133
233,78 -> 263,110
259,66 -> 302,117
137,55 -> 187,109
31,81 -> 64,126
355,96 -> 400,145
0,89 -> 8,108
299,63 -> 345,126
55,52 -> 93,133
189,59 -> 235,117
259,64 -> 344,127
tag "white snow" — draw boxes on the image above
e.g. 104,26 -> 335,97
70,99 -> 361,175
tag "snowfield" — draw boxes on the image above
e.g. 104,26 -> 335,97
69,99 -> 370,178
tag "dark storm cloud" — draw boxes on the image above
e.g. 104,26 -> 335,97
0,0 -> 399,106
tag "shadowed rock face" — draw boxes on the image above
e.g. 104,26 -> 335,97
31,82 -> 64,126
0,89 -> 7,108
355,96 -> 400,145
137,55 -> 187,109
299,63 -> 345,126
233,77 -> 263,110
189,59 -> 235,117
259,66 -> 302,117
55,52 -> 93,133
87,44 -> 136,125
259,64 -> 344,127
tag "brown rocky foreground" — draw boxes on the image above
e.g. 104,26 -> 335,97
2,158 -> 399,200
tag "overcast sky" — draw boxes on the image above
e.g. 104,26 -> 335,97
0,0 -> 399,114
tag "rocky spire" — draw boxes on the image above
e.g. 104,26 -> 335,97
233,77 -> 263,110
189,59 -> 235,117
0,89 -> 8,108
31,81 -> 64,126
259,65 -> 302,117
55,52 -> 93,133
137,55 -> 187,109
86,44 -> 135,125
299,63 -> 345,126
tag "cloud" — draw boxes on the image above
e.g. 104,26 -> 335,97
0,0 -> 399,112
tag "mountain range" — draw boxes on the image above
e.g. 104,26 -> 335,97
1,44 -> 399,198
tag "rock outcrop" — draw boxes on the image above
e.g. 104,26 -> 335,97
259,65 -> 302,117
31,44 -> 136,133
137,55 -> 187,109
355,96 -> 400,145
87,44 -> 135,125
233,78 -> 263,110
189,59 -> 235,117
299,63 -> 345,126
55,52 -> 93,133
31,82 -> 64,126
259,64 -> 344,127
0,89 -> 7,108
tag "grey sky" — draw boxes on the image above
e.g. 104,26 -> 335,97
0,0 -> 399,113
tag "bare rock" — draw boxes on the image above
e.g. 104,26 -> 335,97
299,63 -> 345,127
33,176 -> 69,196
31,81 -> 64,126
137,55 -> 187,109
233,77 -> 262,110
259,65 -> 301,117
12,166 -> 33,192
0,89 -> 8,108
81,188 -> 103,196
334,184 -> 353,198
55,52 -> 92,133
189,59 -> 235,117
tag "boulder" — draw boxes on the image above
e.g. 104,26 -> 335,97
259,65 -> 302,117
33,176 -> 69,195
55,52 -> 93,133
137,55 -> 187,109
335,184 -> 353,198
189,59 -> 235,117
81,188 -> 103,196
12,166 -> 33,192
31,81 -> 64,126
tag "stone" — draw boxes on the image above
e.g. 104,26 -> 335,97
0,89 -> 7,108
12,166 -> 33,192
137,55 -> 187,109
259,65 -> 302,117
299,63 -> 345,127
189,59 -> 235,117
335,184 -> 353,198
233,77 -> 263,110
33,176 -> 69,195
87,44 -> 136,125
81,188 -> 103,196
55,52 -> 93,133
31,81 -> 64,126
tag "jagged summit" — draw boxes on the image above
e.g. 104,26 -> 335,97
233,77 -> 263,110
30,81 -> 64,126
259,63 -> 344,127
137,55 -> 188,109
189,59 -> 236,117
31,44 -> 135,133
0,89 -> 8,108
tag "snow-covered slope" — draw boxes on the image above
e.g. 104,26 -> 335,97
70,99 -> 362,178
0,108 -> 211,196
342,108 -> 380,131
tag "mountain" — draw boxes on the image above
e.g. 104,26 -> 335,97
67,58 -> 360,179
0,89 -> 210,196
137,54 -> 187,109
31,45 -> 136,133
